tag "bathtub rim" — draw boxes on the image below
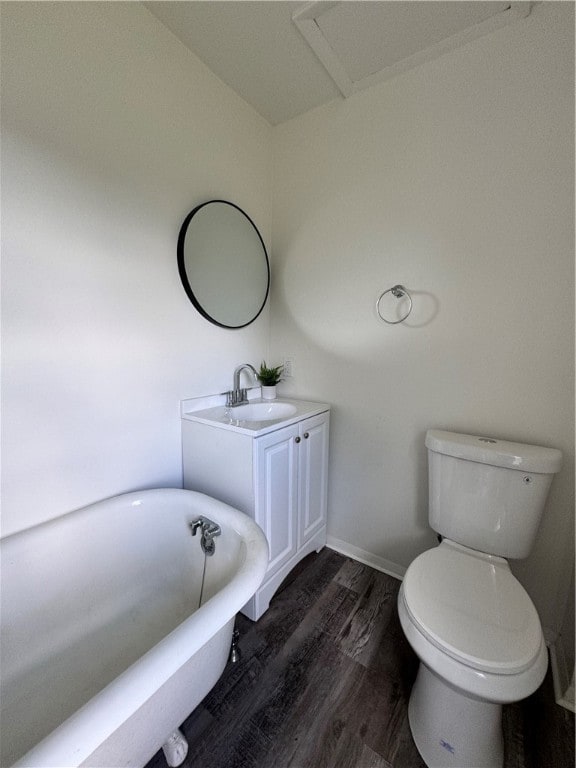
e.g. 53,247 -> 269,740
7,487 -> 268,768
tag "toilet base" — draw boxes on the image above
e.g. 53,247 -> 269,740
408,663 -> 504,768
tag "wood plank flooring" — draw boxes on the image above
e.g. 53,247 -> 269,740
145,550 -> 574,768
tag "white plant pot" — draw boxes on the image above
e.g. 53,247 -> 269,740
261,385 -> 277,400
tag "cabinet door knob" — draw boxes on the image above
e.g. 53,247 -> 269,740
303,432 -> 309,439
295,436 -> 301,444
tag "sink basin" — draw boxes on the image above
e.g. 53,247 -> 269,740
183,396 -> 329,436
231,402 -> 298,421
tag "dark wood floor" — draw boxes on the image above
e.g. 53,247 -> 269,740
145,549 -> 575,768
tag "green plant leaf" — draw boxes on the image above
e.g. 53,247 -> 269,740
257,360 -> 284,386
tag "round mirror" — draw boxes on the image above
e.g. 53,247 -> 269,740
177,200 -> 270,329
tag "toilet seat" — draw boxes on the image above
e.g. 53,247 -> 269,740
402,541 -> 543,675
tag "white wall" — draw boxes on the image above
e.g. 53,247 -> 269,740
271,2 -> 574,635
2,1 -> 573,640
1,2 -> 272,535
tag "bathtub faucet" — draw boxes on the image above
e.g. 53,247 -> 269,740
226,363 -> 257,407
190,516 -> 221,556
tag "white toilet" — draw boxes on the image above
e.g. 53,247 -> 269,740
398,429 -> 562,768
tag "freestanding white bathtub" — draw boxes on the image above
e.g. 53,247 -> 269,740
0,488 -> 268,768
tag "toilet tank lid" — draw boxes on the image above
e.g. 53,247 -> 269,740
425,430 -> 562,474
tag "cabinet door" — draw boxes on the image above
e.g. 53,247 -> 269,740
254,424 -> 299,581
298,412 -> 329,548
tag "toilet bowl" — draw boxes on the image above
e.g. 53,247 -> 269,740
398,539 -> 548,768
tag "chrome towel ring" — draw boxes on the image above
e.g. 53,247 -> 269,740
376,285 -> 413,324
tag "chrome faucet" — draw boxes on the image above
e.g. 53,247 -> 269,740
226,363 -> 257,407
190,516 -> 221,556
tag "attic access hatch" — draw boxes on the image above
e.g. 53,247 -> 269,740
293,1 -> 532,97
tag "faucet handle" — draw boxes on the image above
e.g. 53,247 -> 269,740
190,519 -> 203,536
226,390 -> 241,407
225,388 -> 250,408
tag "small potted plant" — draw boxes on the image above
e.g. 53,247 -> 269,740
257,361 -> 284,400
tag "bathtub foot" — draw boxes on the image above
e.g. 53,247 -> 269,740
161,728 -> 188,767
229,628 -> 241,663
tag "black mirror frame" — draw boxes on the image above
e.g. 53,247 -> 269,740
177,199 -> 270,329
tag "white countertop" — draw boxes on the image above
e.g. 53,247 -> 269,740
181,397 -> 330,437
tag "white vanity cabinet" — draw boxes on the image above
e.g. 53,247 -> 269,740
181,401 -> 329,620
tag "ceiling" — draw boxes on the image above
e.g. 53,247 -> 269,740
144,1 -> 532,126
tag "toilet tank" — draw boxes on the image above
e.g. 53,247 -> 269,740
425,430 -> 562,559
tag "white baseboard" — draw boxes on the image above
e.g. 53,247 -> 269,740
549,640 -> 576,713
327,536 -> 406,581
